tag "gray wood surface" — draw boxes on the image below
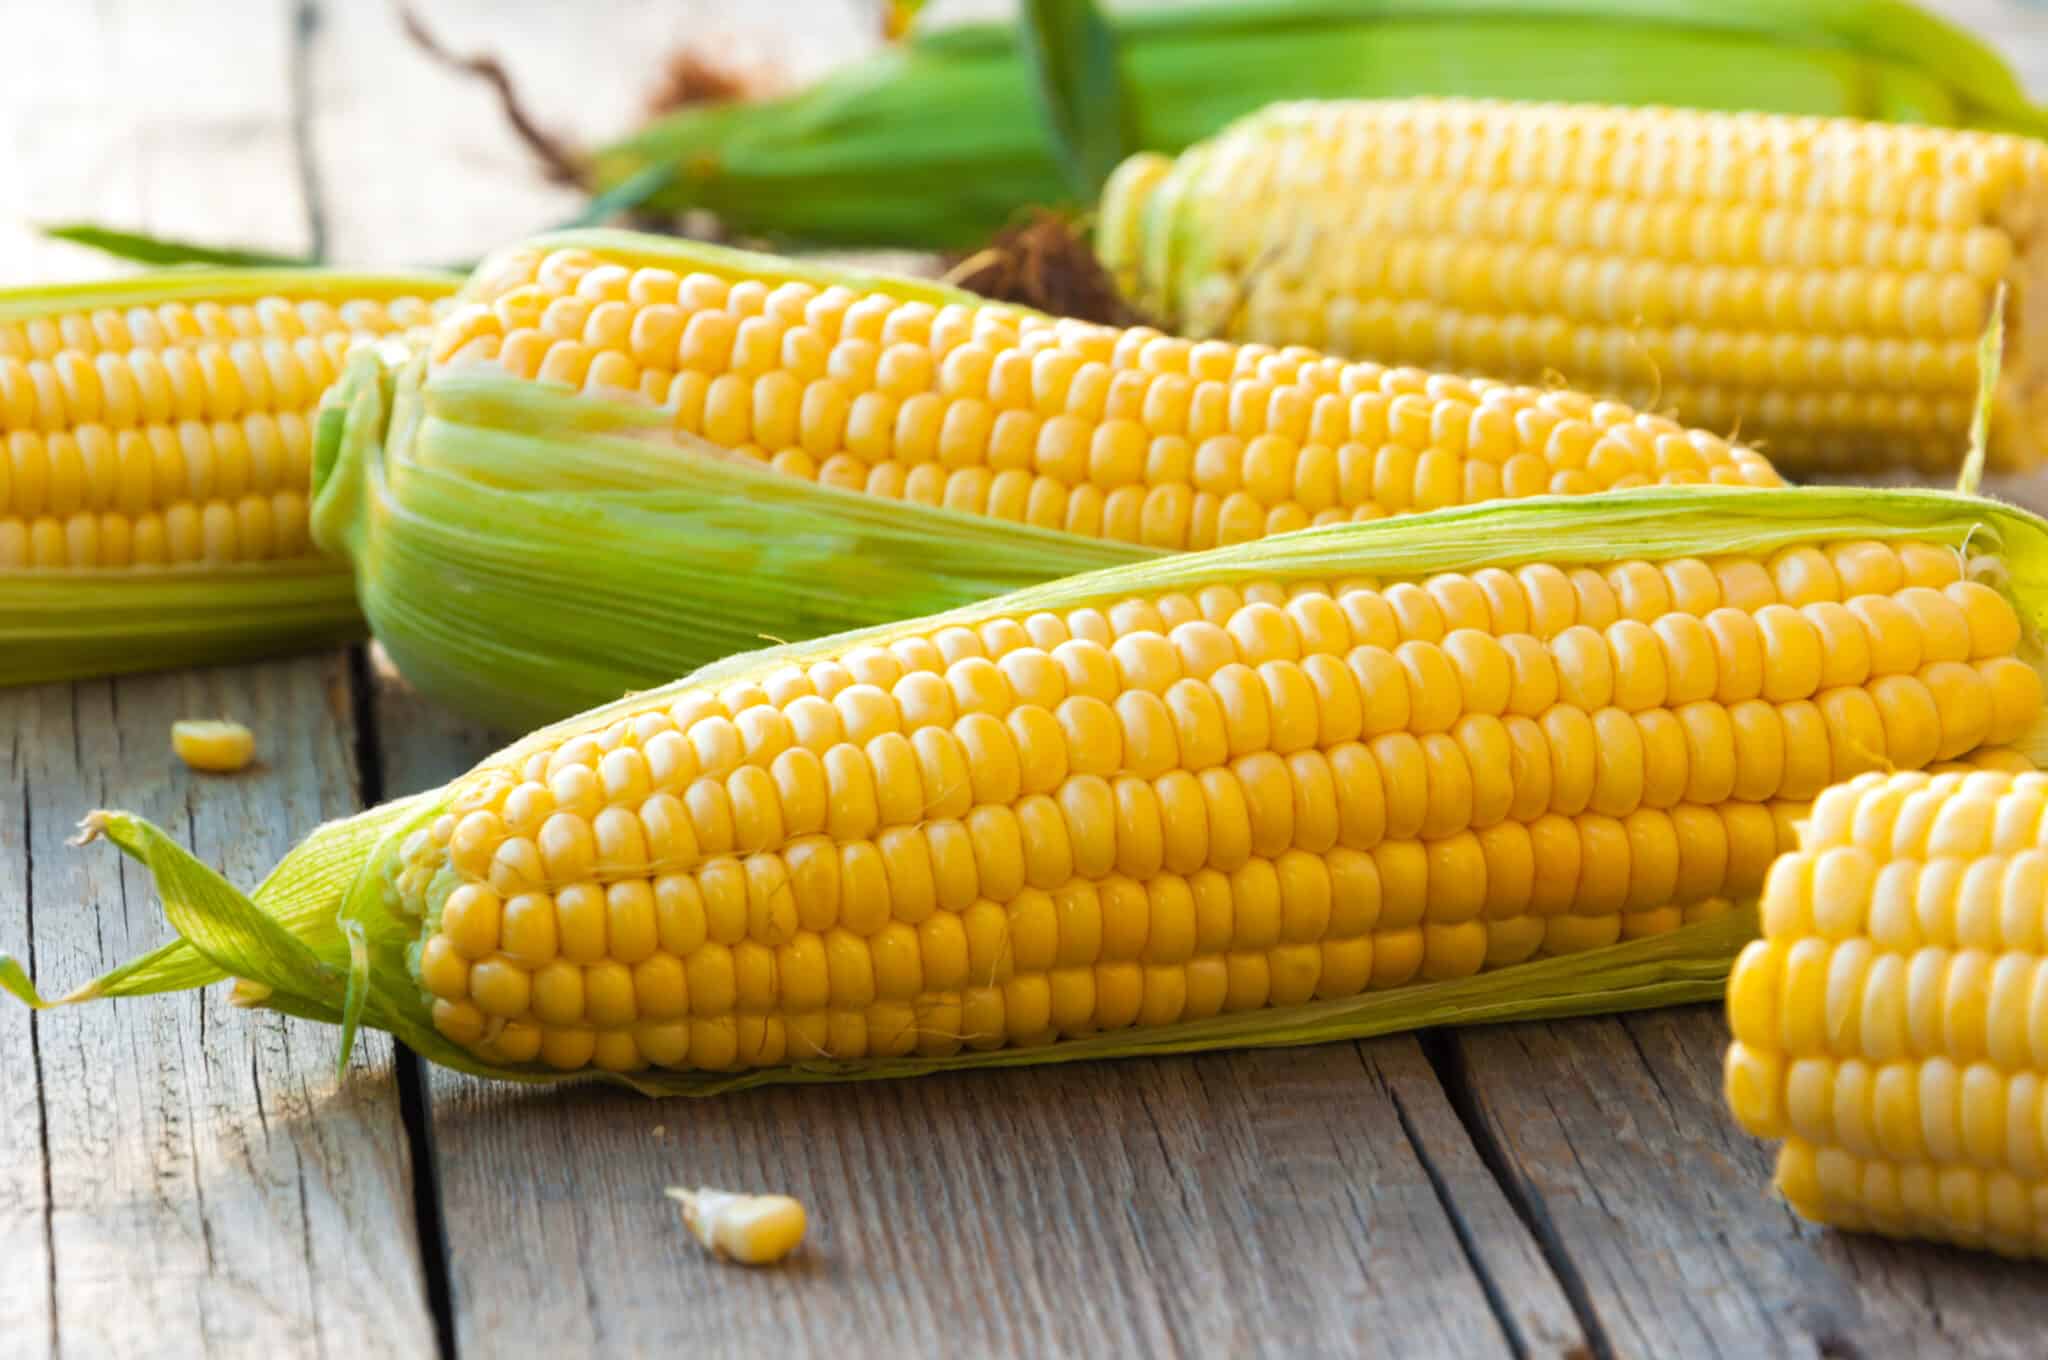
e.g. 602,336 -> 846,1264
1456,1008 -> 2048,1358
9,1 -> 2048,1357
0,4 -> 433,1357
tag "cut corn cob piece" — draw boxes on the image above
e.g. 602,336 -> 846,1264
0,269 -> 458,683
9,486 -> 2044,1092
1100,99 -> 2048,476
435,231 -> 1780,550
1726,766 -> 2048,1258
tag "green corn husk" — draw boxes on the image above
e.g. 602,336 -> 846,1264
308,231 -> 1162,731
16,485 -> 2048,1094
0,269 -> 459,685
595,0 -> 2048,250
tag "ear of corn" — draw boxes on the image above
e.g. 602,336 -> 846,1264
1100,98 -> 2048,479
317,229 -> 1777,730
1727,766 -> 2048,1258
0,269 -> 458,683
9,485 -> 2043,1094
593,0 -> 2047,250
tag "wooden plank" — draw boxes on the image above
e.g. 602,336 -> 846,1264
420,987 -> 1579,1356
1454,1007 -> 2048,1358
0,2 -> 436,1355
10,662 -> 436,1358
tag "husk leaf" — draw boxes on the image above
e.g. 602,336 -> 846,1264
597,0 -> 2048,248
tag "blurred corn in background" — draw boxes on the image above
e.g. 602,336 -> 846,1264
1100,99 -> 2048,477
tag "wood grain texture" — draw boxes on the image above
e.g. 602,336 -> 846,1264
1456,1007 -> 2048,1359
0,3 -> 434,1355
2,662 -> 436,1359
422,1030 -> 1574,1358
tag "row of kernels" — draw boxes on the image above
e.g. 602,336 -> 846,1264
1309,297 -> 1981,401
433,927 -> 1395,1074
1239,177 -> 2018,277
1772,1139 -> 2048,1257
1800,769 -> 2048,864
1244,103 -> 2020,225
2,414 -> 315,518
0,332 -> 362,434
631,558 -> 1995,738
1738,931 -> 2048,1070
0,294 -> 432,362
0,492 -> 309,567
434,879 -> 1739,1073
1737,1049 -> 2048,1183
470,696 -> 1832,893
1313,235 -> 1990,338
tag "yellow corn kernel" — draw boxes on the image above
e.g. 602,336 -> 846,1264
171,718 -> 255,773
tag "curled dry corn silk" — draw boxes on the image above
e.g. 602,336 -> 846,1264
594,0 -> 2048,249
7,486 -> 2048,1096
1100,99 -> 2048,477
0,268 -> 457,683
306,229 -> 1779,731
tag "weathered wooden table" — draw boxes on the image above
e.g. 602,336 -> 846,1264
6,3 -> 2048,1355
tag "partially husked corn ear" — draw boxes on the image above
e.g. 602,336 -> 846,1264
392,532 -> 2038,1077
1726,767 -> 2048,1258
432,232 -> 1779,550
1101,99 -> 2048,475
0,273 -> 449,568
13,486 -> 2047,1092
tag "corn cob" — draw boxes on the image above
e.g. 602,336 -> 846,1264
1726,765 -> 2048,1258
595,0 -> 2048,249
0,270 -> 457,683
1101,99 -> 2048,477
14,487 -> 2041,1095
435,234 -> 1780,543
313,230 -> 1779,728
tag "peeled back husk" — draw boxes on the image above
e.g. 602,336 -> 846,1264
7,485 -> 2048,1095
595,0 -> 2048,249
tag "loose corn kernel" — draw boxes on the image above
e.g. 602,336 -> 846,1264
171,718 -> 256,773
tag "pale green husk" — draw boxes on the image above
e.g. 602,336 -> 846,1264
0,268 -> 458,685
597,0 -> 2048,249
309,231 -> 1154,731
8,484 -> 2047,1096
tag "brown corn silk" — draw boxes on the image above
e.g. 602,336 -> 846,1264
6,487 -> 2046,1095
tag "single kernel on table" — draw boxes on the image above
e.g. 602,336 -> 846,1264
667,1186 -> 808,1266
171,720 -> 256,773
